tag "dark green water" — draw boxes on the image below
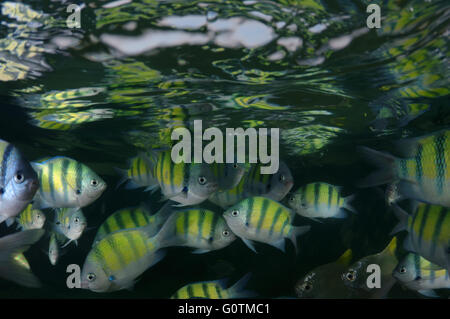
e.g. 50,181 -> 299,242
0,0 -> 449,299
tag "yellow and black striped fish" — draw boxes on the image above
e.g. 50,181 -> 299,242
155,208 -> 236,253
80,226 -> 164,293
393,253 -> 449,298
223,196 -> 310,253
287,182 -> 356,219
116,153 -> 158,191
359,130 -> 450,207
209,161 -> 293,208
392,203 -> 450,272
146,150 -> 219,206
16,203 -> 45,230
31,157 -> 106,209
53,208 -> 87,247
93,203 -> 173,246
170,273 -> 252,299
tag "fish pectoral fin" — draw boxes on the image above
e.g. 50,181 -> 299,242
191,249 -> 210,254
5,217 -> 15,227
268,239 -> 286,253
417,289 -> 439,298
241,238 -> 257,253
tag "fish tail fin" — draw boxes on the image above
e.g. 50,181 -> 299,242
114,167 -> 131,190
381,236 -> 398,257
0,229 -> 44,288
228,273 -> 256,298
343,194 -> 357,214
390,205 -> 410,235
356,146 -> 397,188
152,202 -> 175,230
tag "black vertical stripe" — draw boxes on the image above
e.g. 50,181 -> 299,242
417,204 -> 431,249
430,207 -> 447,257
435,134 -> 446,195
75,162 -> 83,194
0,144 -> 13,186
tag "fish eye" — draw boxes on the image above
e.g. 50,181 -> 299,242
279,174 -> 285,182
198,176 -> 207,185
400,267 -> 406,273
345,270 -> 356,282
231,210 -> 239,217
233,164 -> 238,169
289,196 -> 294,201
14,173 -> 24,184
303,283 -> 312,291
222,230 -> 230,237
74,217 -> 80,223
91,179 -> 98,187
87,273 -> 96,282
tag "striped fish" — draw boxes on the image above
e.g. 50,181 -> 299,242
393,253 -> 449,298
154,208 -> 236,253
31,157 -> 106,209
80,226 -> 165,293
16,203 -> 45,230
287,182 -> 356,219
92,203 -> 173,246
223,196 -> 310,253
116,153 -> 158,191
0,139 -> 38,224
171,273 -> 252,299
53,208 -> 87,248
209,161 -> 293,208
391,203 -> 450,272
358,130 -> 450,207
145,150 -> 219,206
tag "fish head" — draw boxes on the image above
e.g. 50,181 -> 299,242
211,217 -> 237,249
190,163 -> 219,198
80,251 -> 111,292
1,147 -> 39,203
31,209 -> 46,228
79,166 -> 107,204
286,190 -> 307,212
392,254 -> 416,284
295,271 -> 320,298
223,200 -> 249,234
267,161 -> 293,200
341,260 -> 368,291
67,209 -> 87,240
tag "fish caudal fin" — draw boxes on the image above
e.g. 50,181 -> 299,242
390,205 -> 410,235
356,147 -> 397,188
343,195 -> 357,214
0,229 -> 44,288
290,225 -> 310,254
228,273 -> 256,298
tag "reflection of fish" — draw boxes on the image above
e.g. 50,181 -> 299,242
341,237 -> 398,299
0,229 -> 44,288
391,203 -> 450,272
93,203 -> 173,246
155,209 -> 236,253
16,204 -> 45,230
287,182 -> 355,219
53,208 -> 87,248
80,226 -> 164,293
358,130 -> 450,207
32,157 -> 106,209
0,140 -> 39,225
209,161 -> 293,208
146,150 -> 219,206
223,196 -> 309,253
393,253 -> 449,298
295,249 -> 369,299
171,273 -> 253,299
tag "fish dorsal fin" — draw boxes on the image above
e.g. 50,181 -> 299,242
381,236 -> 397,256
336,249 -> 353,266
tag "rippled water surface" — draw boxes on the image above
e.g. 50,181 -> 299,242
0,0 -> 449,298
